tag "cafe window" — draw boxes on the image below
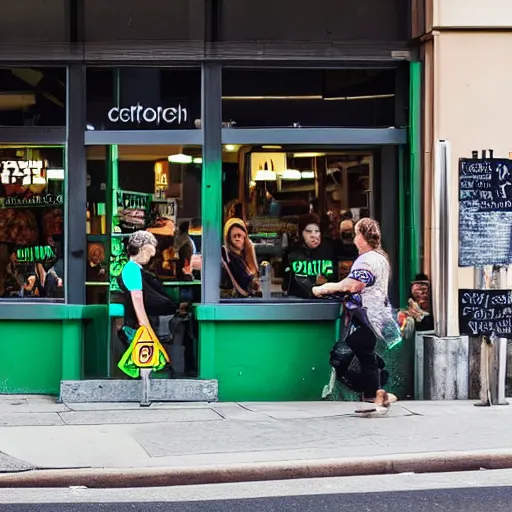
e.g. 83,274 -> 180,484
87,145 -> 202,376
222,68 -> 396,128
0,68 -> 66,126
86,68 -> 201,131
0,146 -> 65,301
220,145 -> 375,301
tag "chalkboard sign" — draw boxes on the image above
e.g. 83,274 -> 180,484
459,289 -> 512,337
459,158 -> 512,266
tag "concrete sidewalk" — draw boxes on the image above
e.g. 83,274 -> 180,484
0,395 -> 511,486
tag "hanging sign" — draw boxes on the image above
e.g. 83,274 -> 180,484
459,157 -> 512,266
107,103 -> 188,127
0,160 -> 46,186
118,325 -> 170,378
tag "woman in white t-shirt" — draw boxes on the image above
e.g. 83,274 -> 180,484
313,218 -> 399,405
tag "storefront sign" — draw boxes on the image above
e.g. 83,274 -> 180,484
0,194 -> 63,207
459,289 -> 512,337
107,103 -> 188,126
17,245 -> 56,263
1,160 -> 45,186
459,157 -> 512,266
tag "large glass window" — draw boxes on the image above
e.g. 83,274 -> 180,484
0,146 -> 65,301
87,145 -> 202,377
86,68 -> 201,131
220,145 -> 376,301
222,69 -> 396,128
0,68 -> 66,126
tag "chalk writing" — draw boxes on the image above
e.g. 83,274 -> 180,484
459,158 -> 512,266
459,289 -> 512,337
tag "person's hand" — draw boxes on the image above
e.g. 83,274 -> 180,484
312,286 -> 324,297
57,278 -> 63,288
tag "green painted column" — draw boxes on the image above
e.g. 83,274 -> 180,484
408,61 -> 422,281
201,63 -> 223,303
62,321 -> 83,380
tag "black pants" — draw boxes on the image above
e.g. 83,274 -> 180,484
330,323 -> 379,398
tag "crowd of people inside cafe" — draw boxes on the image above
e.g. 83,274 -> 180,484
219,209 -> 362,300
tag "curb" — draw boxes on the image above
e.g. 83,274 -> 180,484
0,449 -> 512,488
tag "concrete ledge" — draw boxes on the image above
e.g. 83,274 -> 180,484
59,379 -> 218,403
1,448 -> 511,488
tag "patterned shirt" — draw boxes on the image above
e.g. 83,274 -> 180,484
348,250 -> 400,346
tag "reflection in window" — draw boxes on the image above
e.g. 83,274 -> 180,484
222,69 -> 396,128
0,68 -> 66,126
0,147 -> 64,300
220,146 -> 374,300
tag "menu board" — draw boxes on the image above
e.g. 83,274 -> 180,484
115,190 -> 152,233
459,158 -> 512,266
459,289 -> 512,337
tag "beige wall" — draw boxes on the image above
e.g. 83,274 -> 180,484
434,0 -> 512,28
427,31 -> 512,335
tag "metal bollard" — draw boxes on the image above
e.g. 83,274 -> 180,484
423,335 -> 469,400
140,368 -> 152,407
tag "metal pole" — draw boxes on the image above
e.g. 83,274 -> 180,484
432,140 -> 448,337
140,368 -> 152,407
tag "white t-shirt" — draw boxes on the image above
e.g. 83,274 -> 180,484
348,250 -> 400,345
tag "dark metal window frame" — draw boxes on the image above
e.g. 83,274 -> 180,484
0,61 -> 408,307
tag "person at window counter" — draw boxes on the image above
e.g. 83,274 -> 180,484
282,213 -> 338,299
335,218 -> 359,280
220,218 -> 261,298
117,231 -> 176,349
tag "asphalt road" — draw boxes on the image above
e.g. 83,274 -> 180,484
2,470 -> 512,512
0,487 -> 510,512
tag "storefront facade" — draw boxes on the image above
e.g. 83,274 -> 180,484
0,0 -> 421,400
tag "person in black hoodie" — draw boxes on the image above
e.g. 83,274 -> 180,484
282,213 -> 338,298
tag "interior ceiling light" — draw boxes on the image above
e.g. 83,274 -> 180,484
168,153 -> 193,164
254,170 -> 277,182
280,169 -> 302,180
293,152 -> 326,158
224,144 -> 237,151
222,95 -> 322,101
324,94 -> 395,101
47,169 -> 65,180
193,157 -> 203,164
301,171 -> 315,179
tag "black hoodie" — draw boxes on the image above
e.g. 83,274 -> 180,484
282,239 -> 338,299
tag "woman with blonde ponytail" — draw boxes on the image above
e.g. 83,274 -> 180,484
313,218 -> 400,407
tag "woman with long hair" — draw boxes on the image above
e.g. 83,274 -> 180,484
220,218 -> 261,298
313,218 -> 399,407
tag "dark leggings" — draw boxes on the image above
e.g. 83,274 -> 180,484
330,323 -> 379,398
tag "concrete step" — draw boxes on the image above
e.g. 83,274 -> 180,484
59,379 -> 218,403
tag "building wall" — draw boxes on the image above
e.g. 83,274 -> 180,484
422,0 -> 512,334
433,0 -> 512,28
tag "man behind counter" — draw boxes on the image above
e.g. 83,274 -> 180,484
282,213 -> 338,299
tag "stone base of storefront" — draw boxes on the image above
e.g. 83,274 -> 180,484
59,378 -> 218,403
